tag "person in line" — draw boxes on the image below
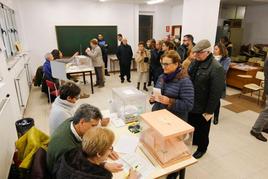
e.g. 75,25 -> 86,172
47,104 -> 120,174
177,34 -> 195,61
135,41 -> 151,91
188,40 -> 225,159
220,36 -> 233,57
148,39 -> 156,86
98,34 -> 110,76
150,50 -> 194,121
116,38 -> 133,83
162,41 -> 175,53
182,49 -> 196,73
54,127 -> 140,179
250,57 -> 268,142
48,82 -> 81,135
213,42 -> 231,125
150,40 -> 164,86
86,39 -> 105,88
117,34 -> 123,45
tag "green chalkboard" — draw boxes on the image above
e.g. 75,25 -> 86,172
55,26 -> 117,56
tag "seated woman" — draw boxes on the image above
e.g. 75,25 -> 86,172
54,127 -> 140,179
150,50 -> 194,121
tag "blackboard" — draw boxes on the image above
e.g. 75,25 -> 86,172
55,26 -> 117,57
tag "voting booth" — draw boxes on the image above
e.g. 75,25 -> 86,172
140,109 -> 194,167
111,87 -> 146,124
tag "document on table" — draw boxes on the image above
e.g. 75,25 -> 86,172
153,87 -> 162,102
114,135 -> 139,154
118,153 -> 155,179
110,113 -> 125,128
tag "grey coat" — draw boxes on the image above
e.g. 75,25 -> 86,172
86,46 -> 104,67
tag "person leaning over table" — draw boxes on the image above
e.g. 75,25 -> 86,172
47,104 -> 120,175
48,82 -> 81,135
135,41 -> 151,91
54,127 -> 140,179
86,38 -> 105,88
188,39 -> 225,159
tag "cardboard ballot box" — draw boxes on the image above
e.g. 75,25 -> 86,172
111,87 -> 146,123
140,109 -> 194,167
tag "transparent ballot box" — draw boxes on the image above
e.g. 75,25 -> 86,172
111,87 -> 146,123
140,109 -> 194,167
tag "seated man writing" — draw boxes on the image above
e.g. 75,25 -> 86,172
54,127 -> 140,179
47,104 -> 120,175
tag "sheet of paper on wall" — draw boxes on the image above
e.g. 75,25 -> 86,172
153,87 -> 162,102
114,135 -> 139,154
118,153 -> 155,179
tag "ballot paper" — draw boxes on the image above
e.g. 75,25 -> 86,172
118,153 -> 154,179
153,87 -> 162,102
114,135 -> 139,154
110,113 -> 125,128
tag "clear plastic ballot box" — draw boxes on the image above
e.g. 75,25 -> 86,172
140,109 -> 194,167
111,87 -> 146,123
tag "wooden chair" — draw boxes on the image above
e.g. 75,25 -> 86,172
239,71 -> 264,104
45,80 -> 60,104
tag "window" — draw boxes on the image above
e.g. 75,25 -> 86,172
0,3 -> 19,59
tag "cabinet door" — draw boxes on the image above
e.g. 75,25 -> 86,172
0,94 -> 17,179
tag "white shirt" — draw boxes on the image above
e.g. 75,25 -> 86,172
70,121 -> 82,142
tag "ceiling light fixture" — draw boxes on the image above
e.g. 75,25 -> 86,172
99,0 -> 107,2
147,0 -> 165,5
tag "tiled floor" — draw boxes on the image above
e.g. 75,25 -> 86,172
24,72 -> 268,179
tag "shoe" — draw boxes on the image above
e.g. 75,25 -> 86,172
193,150 -> 206,159
98,85 -> 105,88
143,83 -> 148,91
250,130 -> 267,142
262,129 -> 268,134
213,117 -> 218,125
148,83 -> 152,86
94,83 -> 99,87
105,74 -> 110,76
80,93 -> 90,99
121,80 -> 124,83
127,79 -> 131,83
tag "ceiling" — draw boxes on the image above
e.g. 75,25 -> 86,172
221,0 -> 268,6
96,0 -> 180,5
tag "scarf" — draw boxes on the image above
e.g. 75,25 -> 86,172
163,67 -> 181,83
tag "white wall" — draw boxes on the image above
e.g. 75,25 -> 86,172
181,0 -> 220,45
243,4 -> 268,44
16,0 -> 139,71
171,2 -> 183,25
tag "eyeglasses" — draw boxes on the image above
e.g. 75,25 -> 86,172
161,62 -> 174,67
109,146 -> 114,151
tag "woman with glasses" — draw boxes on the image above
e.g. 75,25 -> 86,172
149,50 -> 194,121
149,50 -> 194,179
55,127 -> 140,179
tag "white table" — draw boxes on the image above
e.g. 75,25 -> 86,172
66,64 -> 94,94
109,123 -> 198,179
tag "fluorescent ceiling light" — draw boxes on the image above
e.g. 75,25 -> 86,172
147,0 -> 165,5
99,0 -> 107,2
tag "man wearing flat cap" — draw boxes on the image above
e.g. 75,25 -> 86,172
188,39 -> 225,159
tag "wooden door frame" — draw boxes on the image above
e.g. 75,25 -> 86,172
171,25 -> 182,37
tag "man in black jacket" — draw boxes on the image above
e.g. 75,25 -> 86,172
188,39 -> 225,159
116,38 -> 133,83
177,34 -> 195,61
98,34 -> 110,76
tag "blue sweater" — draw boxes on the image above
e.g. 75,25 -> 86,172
43,59 -> 52,80
152,74 -> 194,121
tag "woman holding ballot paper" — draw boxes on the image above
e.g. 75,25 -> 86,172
149,50 -> 194,121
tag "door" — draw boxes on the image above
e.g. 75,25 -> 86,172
139,15 -> 153,42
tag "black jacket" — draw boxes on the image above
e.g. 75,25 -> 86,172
53,148 -> 112,179
177,44 -> 188,61
189,53 -> 225,114
116,44 -> 133,65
